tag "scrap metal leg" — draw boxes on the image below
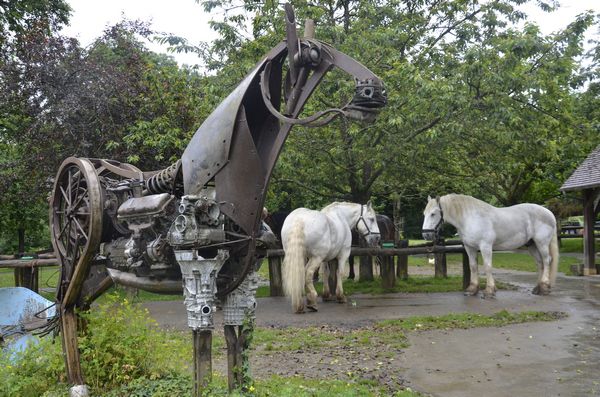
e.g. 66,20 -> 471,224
223,271 -> 259,391
175,249 -> 229,396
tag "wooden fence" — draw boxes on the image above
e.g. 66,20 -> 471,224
265,240 -> 469,297
0,253 -> 59,293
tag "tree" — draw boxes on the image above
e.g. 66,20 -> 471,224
0,19 -> 209,252
176,0 -> 598,230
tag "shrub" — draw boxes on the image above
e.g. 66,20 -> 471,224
0,293 -> 191,396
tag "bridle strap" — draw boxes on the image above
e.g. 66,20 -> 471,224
422,197 -> 444,236
357,204 -> 380,237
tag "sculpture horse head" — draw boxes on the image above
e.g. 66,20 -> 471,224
180,4 -> 387,294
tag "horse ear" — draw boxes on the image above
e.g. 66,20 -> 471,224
366,200 -> 372,209
427,195 -> 432,201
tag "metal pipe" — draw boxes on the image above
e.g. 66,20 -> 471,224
106,268 -> 182,294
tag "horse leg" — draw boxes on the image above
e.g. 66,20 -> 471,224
480,245 -> 496,299
528,245 -> 545,295
305,257 -> 322,311
335,254 -> 349,303
532,242 -> 552,295
464,246 -> 480,296
348,255 -> 355,280
322,262 -> 334,301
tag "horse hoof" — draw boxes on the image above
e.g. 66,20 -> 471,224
322,295 -> 335,302
307,305 -> 318,312
482,289 -> 496,299
533,283 -> 550,295
464,285 -> 479,296
336,296 -> 347,304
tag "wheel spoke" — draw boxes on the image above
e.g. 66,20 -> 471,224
71,188 -> 88,210
72,217 -> 89,242
60,186 -> 71,206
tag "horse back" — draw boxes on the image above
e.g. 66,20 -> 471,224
281,208 -> 348,260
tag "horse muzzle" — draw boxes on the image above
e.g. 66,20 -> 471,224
422,230 -> 436,241
346,78 -> 387,123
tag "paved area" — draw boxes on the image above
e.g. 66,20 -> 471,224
144,270 -> 600,396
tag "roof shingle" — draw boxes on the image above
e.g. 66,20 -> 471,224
561,144 -> 600,192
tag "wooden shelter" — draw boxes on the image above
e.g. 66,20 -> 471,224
560,144 -> 600,275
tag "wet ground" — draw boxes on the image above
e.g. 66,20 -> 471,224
144,270 -> 600,396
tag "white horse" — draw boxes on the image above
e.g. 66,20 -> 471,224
281,201 -> 380,313
422,194 -> 559,298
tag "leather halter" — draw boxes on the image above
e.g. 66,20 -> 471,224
356,204 -> 381,238
422,197 -> 444,238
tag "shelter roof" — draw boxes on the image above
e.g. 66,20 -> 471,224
561,144 -> 600,192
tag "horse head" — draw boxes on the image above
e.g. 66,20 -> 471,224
356,201 -> 381,247
178,4 -> 386,295
422,195 -> 444,241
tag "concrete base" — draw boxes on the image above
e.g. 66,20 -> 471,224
69,385 -> 89,397
583,267 -> 598,276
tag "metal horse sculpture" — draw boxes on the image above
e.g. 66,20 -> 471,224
48,5 -> 386,396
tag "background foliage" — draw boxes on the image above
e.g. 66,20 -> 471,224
0,0 -> 599,251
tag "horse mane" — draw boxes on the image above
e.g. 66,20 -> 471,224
321,201 -> 356,212
439,194 -> 494,220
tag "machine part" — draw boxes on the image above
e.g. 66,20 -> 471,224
146,160 -> 182,194
50,157 -> 103,307
99,238 -> 129,268
117,193 -> 173,220
223,271 -> 259,326
146,235 -> 172,270
176,250 -> 229,330
106,268 -> 182,294
167,195 -> 226,248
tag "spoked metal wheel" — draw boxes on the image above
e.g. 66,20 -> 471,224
50,157 -> 103,308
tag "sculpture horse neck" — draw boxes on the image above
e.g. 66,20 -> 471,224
179,7 -> 385,295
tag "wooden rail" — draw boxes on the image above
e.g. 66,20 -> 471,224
0,254 -> 59,293
265,241 -> 470,297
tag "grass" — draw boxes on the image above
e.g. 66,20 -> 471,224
559,237 -> 600,253
249,310 -> 565,354
0,290 -> 564,397
376,310 -> 566,332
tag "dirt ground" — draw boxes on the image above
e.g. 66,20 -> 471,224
144,267 -> 600,397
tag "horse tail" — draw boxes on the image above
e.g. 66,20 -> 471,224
549,231 -> 559,287
282,219 -> 306,313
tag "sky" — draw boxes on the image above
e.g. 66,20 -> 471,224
61,0 -> 600,67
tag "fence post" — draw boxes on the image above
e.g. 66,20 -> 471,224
396,239 -> 408,280
358,239 -> 374,281
268,256 -> 284,296
380,255 -> 395,289
434,238 -> 447,278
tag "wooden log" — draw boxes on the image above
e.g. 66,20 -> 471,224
193,330 -> 213,396
61,308 -> 85,385
358,240 -> 374,281
396,240 -> 408,280
13,267 -> 38,292
434,239 -> 447,278
0,258 -> 59,268
224,326 -> 237,391
380,254 -> 395,289
267,244 -> 466,258
268,256 -> 284,296
462,252 -> 471,290
582,189 -> 598,275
